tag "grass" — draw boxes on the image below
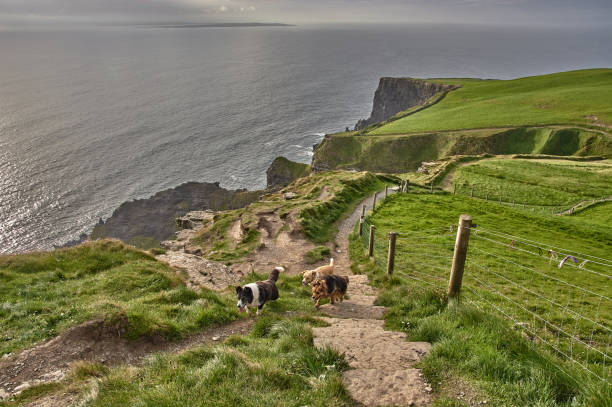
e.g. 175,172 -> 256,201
451,158 -> 612,206
0,240 -> 239,356
371,69 -> 612,134
569,201 -> 612,228
1,274 -> 354,407
305,246 -> 331,264
350,190 -> 612,405
312,70 -> 612,173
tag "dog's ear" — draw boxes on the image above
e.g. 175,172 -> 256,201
244,286 -> 252,296
235,286 -> 242,295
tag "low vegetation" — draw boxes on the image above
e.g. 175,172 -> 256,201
305,246 -> 331,264
0,240 -> 239,356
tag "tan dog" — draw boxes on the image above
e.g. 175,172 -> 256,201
302,258 -> 334,286
311,275 -> 349,308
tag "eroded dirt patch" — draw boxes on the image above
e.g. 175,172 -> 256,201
0,318 -> 253,398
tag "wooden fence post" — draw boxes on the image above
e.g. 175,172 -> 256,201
405,180 -> 410,193
430,183 -> 434,194
387,232 -> 397,275
362,205 -> 366,218
523,202 -> 526,209
373,192 -> 378,211
486,193 -> 489,201
453,184 -> 457,195
368,225 -> 376,257
448,214 -> 472,300
359,217 -> 364,236
385,185 -> 388,199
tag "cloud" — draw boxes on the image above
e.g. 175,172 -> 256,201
0,0 -> 610,25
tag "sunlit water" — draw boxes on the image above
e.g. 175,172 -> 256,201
1,24 -> 611,253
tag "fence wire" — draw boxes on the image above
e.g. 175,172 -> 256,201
360,206 -> 612,385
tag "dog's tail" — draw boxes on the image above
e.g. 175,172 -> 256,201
329,258 -> 334,267
269,266 -> 284,282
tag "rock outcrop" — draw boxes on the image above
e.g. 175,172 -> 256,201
90,182 -> 261,248
266,156 -> 311,189
355,78 -> 454,130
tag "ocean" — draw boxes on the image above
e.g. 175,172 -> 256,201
1,23 -> 611,253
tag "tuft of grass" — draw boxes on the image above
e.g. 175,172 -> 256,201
305,246 -> 331,264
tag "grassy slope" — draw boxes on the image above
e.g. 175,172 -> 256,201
312,70 -> 612,172
192,171 -> 389,261
0,240 -> 239,356
569,201 -> 612,228
350,191 -> 612,406
452,158 -> 612,206
371,69 -> 612,134
2,274 -> 354,407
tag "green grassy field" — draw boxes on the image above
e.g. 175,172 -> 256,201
451,158 -> 612,206
370,69 -> 612,135
0,240 -> 239,356
569,201 -> 612,228
351,190 -> 612,406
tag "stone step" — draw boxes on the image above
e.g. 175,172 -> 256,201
313,318 -> 430,370
343,368 -> 432,407
317,299 -> 385,319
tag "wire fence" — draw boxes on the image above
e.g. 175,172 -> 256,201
451,183 -> 612,216
359,193 -> 612,385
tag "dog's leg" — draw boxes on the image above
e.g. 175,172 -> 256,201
330,295 -> 335,305
245,307 -> 251,316
256,304 -> 264,316
314,299 -> 321,308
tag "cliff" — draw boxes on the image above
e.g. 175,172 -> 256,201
355,78 -> 454,130
89,182 -> 262,248
266,156 -> 311,189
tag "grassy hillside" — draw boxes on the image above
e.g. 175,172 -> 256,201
312,127 -> 612,173
192,170 -> 390,261
569,201 -> 612,228
0,240 -> 239,356
371,69 -> 612,135
1,272 -> 354,407
350,191 -> 612,406
312,69 -> 612,172
452,158 -> 612,206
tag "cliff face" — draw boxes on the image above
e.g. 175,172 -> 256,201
355,78 -> 454,130
266,156 -> 311,189
89,182 -> 262,248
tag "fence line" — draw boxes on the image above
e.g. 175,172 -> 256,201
357,190 -> 611,384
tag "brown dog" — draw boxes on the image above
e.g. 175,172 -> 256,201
311,274 -> 349,308
302,258 -> 334,286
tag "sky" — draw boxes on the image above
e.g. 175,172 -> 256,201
0,0 -> 611,27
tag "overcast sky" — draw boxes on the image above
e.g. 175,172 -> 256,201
1,0 -> 611,26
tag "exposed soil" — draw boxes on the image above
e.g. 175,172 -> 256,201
0,318 -> 253,398
157,251 -> 242,291
313,189 -> 434,406
230,207 -> 319,277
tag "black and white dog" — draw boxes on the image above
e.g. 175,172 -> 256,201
236,266 -> 283,316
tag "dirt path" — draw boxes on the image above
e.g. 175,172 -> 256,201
313,189 -> 434,406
